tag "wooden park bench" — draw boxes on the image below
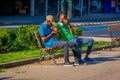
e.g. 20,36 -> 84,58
34,31 -> 57,64
34,28 -> 82,64
108,24 -> 120,50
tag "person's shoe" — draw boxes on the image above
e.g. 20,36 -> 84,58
84,57 -> 94,61
78,59 -> 85,64
64,62 -> 74,67
74,61 -> 80,66
74,59 -> 86,66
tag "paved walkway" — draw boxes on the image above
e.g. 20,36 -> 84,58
81,28 -> 111,42
0,13 -> 120,27
0,48 -> 120,80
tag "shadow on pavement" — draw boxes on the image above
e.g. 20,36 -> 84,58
86,55 -> 120,65
0,76 -> 13,80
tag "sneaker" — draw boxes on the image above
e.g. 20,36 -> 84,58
84,57 -> 94,61
64,62 -> 74,67
74,59 -> 85,66
78,59 -> 85,64
74,61 -> 80,66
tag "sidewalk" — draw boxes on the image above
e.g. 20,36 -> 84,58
0,48 -> 120,80
81,28 -> 111,42
0,13 -> 120,27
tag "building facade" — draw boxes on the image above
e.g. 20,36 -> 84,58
0,0 -> 120,17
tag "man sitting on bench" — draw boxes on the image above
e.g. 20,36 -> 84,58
55,12 -> 94,62
38,15 -> 83,66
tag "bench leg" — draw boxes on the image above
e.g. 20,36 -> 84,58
117,41 -> 120,47
110,40 -> 116,50
109,42 -> 113,50
115,41 -> 120,47
51,50 -> 56,64
39,50 -> 57,65
52,53 -> 56,64
39,51 -> 44,64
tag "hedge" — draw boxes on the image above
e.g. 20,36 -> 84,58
0,25 -> 38,53
0,25 -> 83,53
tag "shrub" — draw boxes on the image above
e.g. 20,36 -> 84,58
73,27 -> 83,36
0,25 -> 39,53
0,28 -> 14,53
14,25 -> 38,46
0,25 -> 83,53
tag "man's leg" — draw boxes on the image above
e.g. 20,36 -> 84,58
68,40 -> 81,59
52,41 -> 69,63
68,38 -> 84,64
81,38 -> 94,61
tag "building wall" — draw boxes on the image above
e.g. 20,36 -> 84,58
0,0 -> 120,16
34,0 -> 60,16
0,0 -> 30,16
103,0 -> 112,13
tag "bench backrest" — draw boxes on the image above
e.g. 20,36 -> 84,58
108,24 -> 120,38
108,24 -> 120,31
34,31 -> 44,48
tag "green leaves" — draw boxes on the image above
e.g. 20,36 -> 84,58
73,27 -> 83,36
0,25 -> 38,53
0,68 -> 5,73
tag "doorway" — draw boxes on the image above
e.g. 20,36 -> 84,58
0,0 -> 30,16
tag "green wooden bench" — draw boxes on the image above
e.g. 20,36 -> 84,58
108,24 -> 120,50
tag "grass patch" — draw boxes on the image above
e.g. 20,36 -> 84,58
0,49 -> 40,63
0,41 -> 110,64
0,68 -> 5,73
82,41 -> 110,50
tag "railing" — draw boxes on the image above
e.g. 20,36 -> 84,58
71,21 -> 120,27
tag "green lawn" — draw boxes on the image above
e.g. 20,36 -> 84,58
0,68 -> 5,73
0,41 -> 110,64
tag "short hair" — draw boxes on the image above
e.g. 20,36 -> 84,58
57,11 -> 66,20
46,15 -> 54,22
46,15 -> 55,25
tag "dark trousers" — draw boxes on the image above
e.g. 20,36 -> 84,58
52,40 -> 80,63
68,38 -> 82,61
52,41 -> 69,63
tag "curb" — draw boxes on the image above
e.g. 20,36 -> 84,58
0,58 -> 39,68
0,54 -> 64,68
0,45 -> 112,68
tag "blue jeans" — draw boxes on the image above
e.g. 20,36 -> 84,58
69,37 -> 94,58
81,38 -> 94,55
68,38 -> 82,61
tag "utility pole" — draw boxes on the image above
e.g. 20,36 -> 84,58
80,0 -> 83,18
61,0 -> 72,19
30,0 -> 35,16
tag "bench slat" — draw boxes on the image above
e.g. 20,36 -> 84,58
107,24 -> 120,50
112,38 -> 120,41
108,24 -> 120,31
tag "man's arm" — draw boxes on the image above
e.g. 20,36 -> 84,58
41,31 -> 58,42
63,19 -> 74,34
41,32 -> 53,42
68,23 -> 74,34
